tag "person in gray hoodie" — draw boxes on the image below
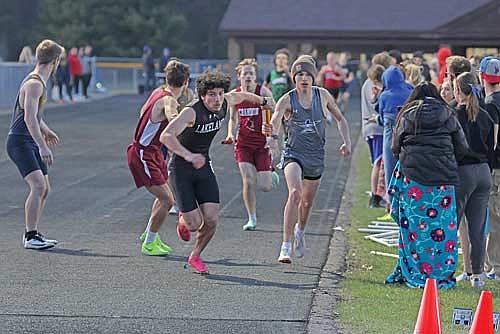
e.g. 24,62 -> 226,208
361,52 -> 392,208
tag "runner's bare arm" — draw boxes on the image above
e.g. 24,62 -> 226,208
322,88 -> 351,155
160,107 -> 205,168
23,81 -> 49,150
161,95 -> 180,122
39,119 -> 50,135
40,120 -> 60,146
316,66 -> 326,86
226,105 -> 238,142
266,93 -> 291,136
259,86 -> 274,102
224,91 -> 274,109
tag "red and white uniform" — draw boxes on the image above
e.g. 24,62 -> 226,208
127,89 -> 171,188
234,85 -> 272,172
323,67 -> 343,89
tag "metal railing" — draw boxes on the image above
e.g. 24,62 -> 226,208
0,56 -> 361,108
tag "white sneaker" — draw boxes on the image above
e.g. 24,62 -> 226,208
278,244 -> 292,263
169,203 -> 179,215
455,272 -> 471,282
471,275 -> 485,288
37,232 -> 58,245
23,234 -> 55,250
294,224 -> 305,258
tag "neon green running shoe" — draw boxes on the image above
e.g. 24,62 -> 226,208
140,233 -> 172,254
242,220 -> 256,231
377,212 -> 394,222
155,235 -> 172,254
141,239 -> 170,256
272,171 -> 280,188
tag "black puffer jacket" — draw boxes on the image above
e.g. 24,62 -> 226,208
392,97 -> 468,186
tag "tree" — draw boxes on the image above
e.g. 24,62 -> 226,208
37,0 -> 187,58
176,0 -> 231,58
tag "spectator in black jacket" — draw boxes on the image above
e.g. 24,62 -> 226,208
386,82 -> 468,289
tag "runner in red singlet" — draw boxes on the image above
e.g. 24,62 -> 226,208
127,60 -> 190,256
224,59 -> 279,231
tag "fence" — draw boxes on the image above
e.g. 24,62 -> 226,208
0,62 -> 33,108
0,56 -> 361,108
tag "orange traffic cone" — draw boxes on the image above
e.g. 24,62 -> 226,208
469,290 -> 494,334
414,278 -> 442,334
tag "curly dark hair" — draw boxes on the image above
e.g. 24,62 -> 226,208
165,60 -> 190,88
196,70 -> 231,97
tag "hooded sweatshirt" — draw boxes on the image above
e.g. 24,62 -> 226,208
379,66 -> 413,122
437,48 -> 452,84
392,97 -> 468,185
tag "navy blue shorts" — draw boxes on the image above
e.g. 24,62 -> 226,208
6,134 -> 48,178
366,135 -> 383,165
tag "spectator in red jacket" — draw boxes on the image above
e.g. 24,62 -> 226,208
437,47 -> 452,85
68,47 -> 82,97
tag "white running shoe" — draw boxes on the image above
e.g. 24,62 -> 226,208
455,272 -> 471,282
24,234 -> 55,250
169,203 -> 179,215
36,232 -> 58,245
294,224 -> 306,258
278,244 -> 292,263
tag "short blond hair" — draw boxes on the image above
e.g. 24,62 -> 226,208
372,52 -> 392,70
235,58 -> 258,75
35,39 -> 64,65
404,64 -> 422,86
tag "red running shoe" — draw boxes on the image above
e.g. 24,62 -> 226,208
188,255 -> 209,274
177,222 -> 191,242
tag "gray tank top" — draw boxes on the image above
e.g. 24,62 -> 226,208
284,87 -> 326,166
9,73 -> 47,137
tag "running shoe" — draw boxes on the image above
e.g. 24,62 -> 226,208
486,270 -> 499,280
242,220 -> 256,231
278,244 -> 292,263
376,212 -> 394,222
188,255 -> 209,274
139,231 -> 147,242
177,222 -> 191,242
155,235 -> 172,254
169,203 -> 179,215
471,275 -> 485,288
455,272 -> 471,282
294,224 -> 306,258
271,171 -> 280,188
23,232 -> 58,245
23,234 -> 55,250
139,233 -> 172,253
141,239 -> 170,256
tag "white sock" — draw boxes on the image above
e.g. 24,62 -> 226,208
282,241 -> 292,250
295,225 -> 305,235
248,213 -> 257,223
143,219 -> 152,235
144,231 -> 157,244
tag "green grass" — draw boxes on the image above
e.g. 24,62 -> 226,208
337,144 -> 500,334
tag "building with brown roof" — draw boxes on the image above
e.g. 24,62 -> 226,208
219,0 -> 500,59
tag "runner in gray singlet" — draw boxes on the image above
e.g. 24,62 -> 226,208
263,55 -> 351,263
282,87 -> 326,179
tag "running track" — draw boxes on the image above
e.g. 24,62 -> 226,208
0,95 -> 361,333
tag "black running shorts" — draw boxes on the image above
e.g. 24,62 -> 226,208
6,134 -> 48,178
169,158 -> 219,213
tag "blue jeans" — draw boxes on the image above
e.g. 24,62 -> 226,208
383,115 -> 397,189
